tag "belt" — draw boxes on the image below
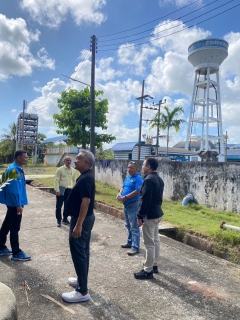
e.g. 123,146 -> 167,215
124,201 -> 138,207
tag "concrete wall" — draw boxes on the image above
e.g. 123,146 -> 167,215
95,160 -> 240,214
44,153 -> 77,166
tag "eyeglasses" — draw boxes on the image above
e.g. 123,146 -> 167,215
129,161 -> 136,164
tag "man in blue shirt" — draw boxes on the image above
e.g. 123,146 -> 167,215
117,161 -> 143,256
0,150 -> 31,261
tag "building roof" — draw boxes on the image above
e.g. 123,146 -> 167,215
43,135 -> 68,143
111,142 -> 139,151
158,147 -> 198,156
173,140 -> 216,149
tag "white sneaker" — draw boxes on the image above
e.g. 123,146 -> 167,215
62,290 -> 90,303
68,277 -> 78,288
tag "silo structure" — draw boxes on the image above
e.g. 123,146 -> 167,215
185,38 -> 228,161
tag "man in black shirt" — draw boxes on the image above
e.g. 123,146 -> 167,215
134,157 -> 164,280
62,150 -> 95,303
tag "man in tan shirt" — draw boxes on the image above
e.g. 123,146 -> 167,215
54,156 -> 80,227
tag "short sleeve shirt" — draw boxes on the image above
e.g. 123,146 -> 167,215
65,169 -> 95,217
122,173 -> 143,203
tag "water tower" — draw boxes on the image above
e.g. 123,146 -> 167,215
185,38 -> 228,161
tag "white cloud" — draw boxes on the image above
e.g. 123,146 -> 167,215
27,78 -> 67,128
117,44 -> 157,75
0,14 -> 55,80
146,52 -> 193,97
20,0 -> 107,28
222,32 -> 240,78
151,20 -> 210,54
96,58 -> 122,81
159,0 -> 203,7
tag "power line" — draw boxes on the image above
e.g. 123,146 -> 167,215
98,3 -> 240,52
98,0 -> 202,38
99,0 -> 234,48
98,0 -> 219,43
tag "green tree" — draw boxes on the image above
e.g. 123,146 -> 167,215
38,133 -> 47,143
0,122 -> 17,163
53,88 -> 115,148
95,146 -> 114,160
150,106 -> 186,156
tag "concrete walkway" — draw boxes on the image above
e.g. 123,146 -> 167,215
25,174 -> 55,179
0,185 -> 240,320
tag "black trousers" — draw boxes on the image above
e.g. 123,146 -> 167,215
55,188 -> 72,221
69,214 -> 95,294
0,206 -> 22,255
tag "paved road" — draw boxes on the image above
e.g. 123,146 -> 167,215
0,185 -> 240,320
25,174 -> 55,179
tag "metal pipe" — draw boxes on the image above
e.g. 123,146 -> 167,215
220,221 -> 240,232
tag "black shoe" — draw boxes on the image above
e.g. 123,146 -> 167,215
121,243 -> 131,248
57,220 -> 61,227
134,269 -> 153,280
62,219 -> 70,225
153,266 -> 158,274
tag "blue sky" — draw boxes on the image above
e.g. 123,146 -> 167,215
0,0 -> 240,148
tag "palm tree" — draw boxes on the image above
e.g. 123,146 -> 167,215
150,106 -> 186,156
0,122 -> 17,162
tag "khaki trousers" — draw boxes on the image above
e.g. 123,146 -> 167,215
142,217 -> 161,273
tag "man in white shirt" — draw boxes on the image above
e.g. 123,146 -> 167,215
54,156 -> 80,227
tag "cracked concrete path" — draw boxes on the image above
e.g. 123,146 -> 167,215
0,185 -> 240,320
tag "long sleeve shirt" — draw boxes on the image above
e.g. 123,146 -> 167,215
54,165 -> 80,193
137,172 -> 164,220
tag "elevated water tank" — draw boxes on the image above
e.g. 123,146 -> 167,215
185,38 -> 228,162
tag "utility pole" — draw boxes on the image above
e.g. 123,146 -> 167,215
136,81 -> 153,161
90,35 -> 97,156
225,130 -> 228,162
137,80 -> 144,161
155,99 -> 166,157
21,100 -> 27,149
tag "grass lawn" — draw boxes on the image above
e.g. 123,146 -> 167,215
31,175 -> 240,245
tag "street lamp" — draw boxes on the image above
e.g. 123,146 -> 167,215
61,74 -> 91,88
61,74 -> 95,156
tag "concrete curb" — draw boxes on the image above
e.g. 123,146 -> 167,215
94,201 -> 124,220
0,282 -> 17,320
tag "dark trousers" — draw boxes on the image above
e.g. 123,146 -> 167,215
55,188 -> 72,221
0,206 -> 22,255
69,214 -> 95,294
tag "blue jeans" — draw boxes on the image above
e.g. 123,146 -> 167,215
123,201 -> 140,250
69,214 -> 95,294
